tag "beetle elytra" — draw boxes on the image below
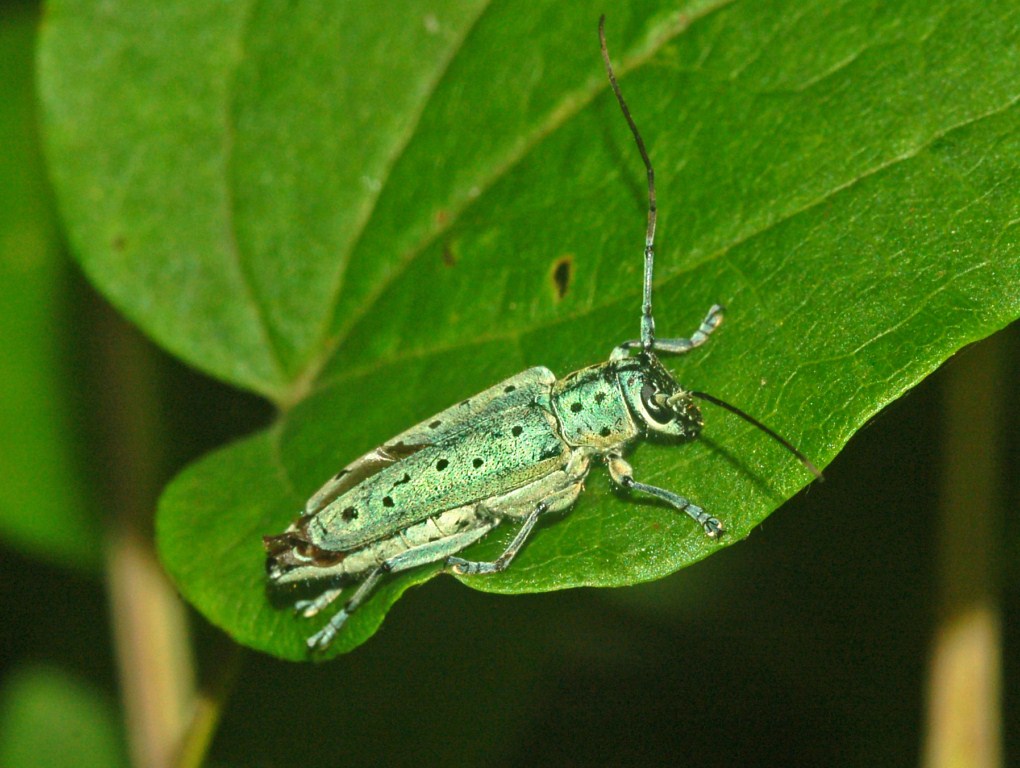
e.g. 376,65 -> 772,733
264,17 -> 822,651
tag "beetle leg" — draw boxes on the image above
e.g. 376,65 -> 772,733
306,524 -> 496,651
607,454 -> 724,539
307,566 -> 387,651
294,586 -> 344,618
650,303 -> 724,355
611,304 -> 724,359
446,501 -> 550,576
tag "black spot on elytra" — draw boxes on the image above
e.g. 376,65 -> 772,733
550,254 -> 573,301
594,392 -> 606,404
436,459 -> 449,471
473,458 -> 483,468
342,507 -> 358,521
512,425 -> 523,437
600,427 -> 612,438
429,420 -> 442,429
504,385 -> 517,393
570,402 -> 582,413
396,473 -> 411,485
383,496 -> 394,507
539,445 -> 561,461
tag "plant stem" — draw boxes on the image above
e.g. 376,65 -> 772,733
923,333 -> 1005,768
93,297 -> 196,768
174,643 -> 243,768
106,528 -> 196,768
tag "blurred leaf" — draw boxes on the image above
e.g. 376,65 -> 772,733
0,665 -> 127,768
39,0 -> 1020,658
0,5 -> 101,569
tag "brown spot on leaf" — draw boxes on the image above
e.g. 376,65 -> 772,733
441,243 -> 457,267
550,254 -> 573,301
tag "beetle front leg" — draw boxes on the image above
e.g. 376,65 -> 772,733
607,455 -> 724,539
611,304 -> 724,360
446,501 -> 549,575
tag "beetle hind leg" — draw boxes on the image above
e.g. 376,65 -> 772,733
306,523 -> 497,652
294,586 -> 344,618
307,566 -> 389,651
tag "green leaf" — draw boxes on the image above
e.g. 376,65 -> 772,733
40,0 -> 1020,659
0,5 -> 102,569
0,666 -> 128,768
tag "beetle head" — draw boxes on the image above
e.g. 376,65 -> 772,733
617,353 -> 703,439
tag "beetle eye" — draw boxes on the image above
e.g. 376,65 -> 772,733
641,382 -> 674,424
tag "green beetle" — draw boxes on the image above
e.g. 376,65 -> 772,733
265,17 -> 821,651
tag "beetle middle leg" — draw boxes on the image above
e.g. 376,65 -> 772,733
607,454 -> 724,538
446,501 -> 549,575
446,470 -> 588,576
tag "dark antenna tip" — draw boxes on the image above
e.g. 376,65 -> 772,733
690,391 -> 824,481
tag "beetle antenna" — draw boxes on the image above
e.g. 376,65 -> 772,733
690,390 -> 824,480
599,16 -> 656,352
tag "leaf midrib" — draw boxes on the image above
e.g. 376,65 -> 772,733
290,4 -> 736,404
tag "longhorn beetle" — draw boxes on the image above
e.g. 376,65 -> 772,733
264,16 -> 822,652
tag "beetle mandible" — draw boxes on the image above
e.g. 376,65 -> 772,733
264,16 -> 822,651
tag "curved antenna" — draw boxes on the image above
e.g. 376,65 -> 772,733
599,16 -> 656,352
690,390 -> 824,481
